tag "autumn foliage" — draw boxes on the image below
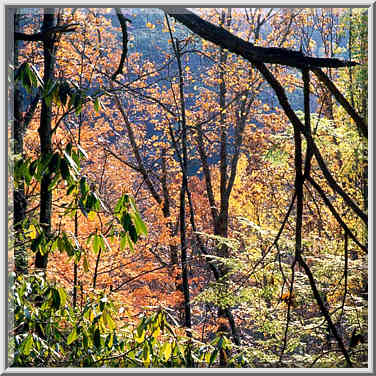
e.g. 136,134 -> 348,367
9,7 -> 368,368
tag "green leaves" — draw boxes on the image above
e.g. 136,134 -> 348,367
15,62 -> 41,94
60,157 -> 70,180
89,233 -> 111,255
93,328 -> 101,348
132,210 -> 148,236
120,212 -> 132,232
92,234 -> 101,254
115,194 -> 147,252
11,271 -> 234,368
79,177 -> 89,197
21,334 -> 34,356
160,342 -> 172,362
14,157 -> 32,186
263,144 -> 288,167
57,287 -> 67,307
67,327 -> 78,345
30,233 -> 45,254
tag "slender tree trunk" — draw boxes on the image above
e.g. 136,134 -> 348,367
35,8 -> 56,269
173,39 -> 193,367
175,40 -> 192,332
13,11 -> 28,275
161,148 -> 179,265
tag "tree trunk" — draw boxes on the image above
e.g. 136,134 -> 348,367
35,8 -> 56,269
13,10 -> 28,275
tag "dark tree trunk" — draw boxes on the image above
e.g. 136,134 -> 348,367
35,8 -> 56,269
13,11 -> 28,275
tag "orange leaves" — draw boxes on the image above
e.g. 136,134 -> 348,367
281,291 -> 295,306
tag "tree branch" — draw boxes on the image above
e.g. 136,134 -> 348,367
15,23 -> 79,41
165,8 -> 367,225
312,68 -> 367,139
164,8 -> 358,69
306,176 -> 367,253
111,9 -> 131,80
254,62 -> 367,225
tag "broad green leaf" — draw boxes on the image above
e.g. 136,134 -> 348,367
209,348 -> 219,366
22,334 -> 34,356
29,64 -> 43,86
71,150 -> 81,168
126,233 -> 134,252
160,342 -> 172,362
92,234 -> 101,254
63,151 -> 79,175
29,159 -> 38,177
87,211 -> 96,221
132,211 -> 148,236
114,195 -> 125,214
103,310 -> 116,330
129,196 -> 138,213
101,234 -> 112,253
94,97 -> 100,112
30,235 -> 43,253
78,199 -> 88,218
120,232 -> 127,251
62,234 -> 75,257
28,224 -> 37,240
48,153 -> 60,174
93,328 -> 101,348
60,158 -> 70,181
98,234 -> 106,252
43,79 -> 58,101
120,212 -> 132,232
25,63 -> 38,89
128,223 -> 138,243
67,327 -> 78,345
51,288 -> 61,309
57,287 -> 67,307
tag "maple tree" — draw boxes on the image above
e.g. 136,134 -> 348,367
8,7 -> 368,368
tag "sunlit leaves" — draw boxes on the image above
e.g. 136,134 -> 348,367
114,194 -> 147,251
15,62 -> 41,94
67,327 -> 78,345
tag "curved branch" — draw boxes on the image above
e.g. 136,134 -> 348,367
165,7 -> 367,225
254,62 -> 367,226
111,8 -> 131,80
306,177 -> 367,253
164,8 -> 358,69
312,68 -> 367,139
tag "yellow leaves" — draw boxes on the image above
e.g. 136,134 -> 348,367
146,22 -> 156,30
87,211 -> 96,221
28,224 -> 38,240
160,342 -> 172,362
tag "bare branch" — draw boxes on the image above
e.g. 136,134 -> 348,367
164,8 -> 358,69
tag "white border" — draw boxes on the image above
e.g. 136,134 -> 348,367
1,1 -> 373,374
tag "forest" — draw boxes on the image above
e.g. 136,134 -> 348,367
8,7 -> 368,368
